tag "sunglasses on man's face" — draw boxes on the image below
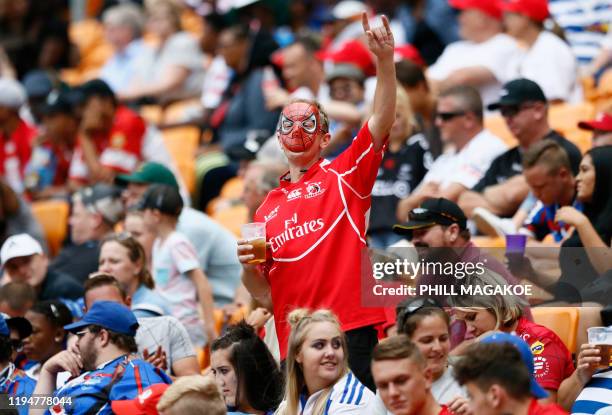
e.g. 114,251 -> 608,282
436,111 -> 466,121
499,103 -> 536,118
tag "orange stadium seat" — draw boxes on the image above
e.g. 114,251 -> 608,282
220,177 -> 244,200
212,204 -> 249,238
532,307 -> 579,353
484,115 -> 517,148
31,200 -> 70,257
176,158 -> 196,194
548,102 -> 595,154
162,127 -> 200,159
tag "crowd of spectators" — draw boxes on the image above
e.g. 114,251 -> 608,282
0,0 -> 611,413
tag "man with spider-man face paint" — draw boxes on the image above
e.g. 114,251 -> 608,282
277,101 -> 325,153
237,12 -> 397,391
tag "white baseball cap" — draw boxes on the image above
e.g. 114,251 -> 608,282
0,234 -> 44,265
0,78 -> 27,110
332,1 -> 367,20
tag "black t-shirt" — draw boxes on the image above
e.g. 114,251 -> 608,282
369,133 -> 432,233
472,131 -> 582,192
49,241 -> 100,284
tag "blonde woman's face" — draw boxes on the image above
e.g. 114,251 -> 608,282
296,322 -> 345,391
454,308 -> 497,340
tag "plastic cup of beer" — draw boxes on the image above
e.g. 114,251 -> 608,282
241,222 -> 266,264
587,327 -> 612,369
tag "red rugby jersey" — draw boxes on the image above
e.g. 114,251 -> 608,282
515,317 -> 575,391
69,106 -> 146,182
254,123 -> 386,358
0,119 -> 36,192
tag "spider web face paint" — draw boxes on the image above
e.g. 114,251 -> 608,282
278,102 -> 322,152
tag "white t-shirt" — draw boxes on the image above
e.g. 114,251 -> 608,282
507,31 -> 580,102
419,129 -> 507,190
200,55 -> 231,110
428,34 -> 521,108
431,366 -> 466,405
152,231 -> 205,347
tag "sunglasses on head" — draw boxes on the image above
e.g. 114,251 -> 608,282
396,297 -> 443,334
409,208 -> 460,224
436,111 -> 466,121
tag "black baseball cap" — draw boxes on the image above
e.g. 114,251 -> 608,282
78,79 -> 117,105
393,198 -> 467,236
40,89 -> 82,116
137,184 -> 183,217
487,78 -> 546,111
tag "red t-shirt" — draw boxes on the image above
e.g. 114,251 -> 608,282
69,106 -> 146,182
254,123 -> 386,358
0,119 -> 36,192
527,398 -> 569,414
515,317 -> 574,391
438,405 -> 452,415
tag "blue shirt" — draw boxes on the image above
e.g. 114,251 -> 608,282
47,355 -> 172,414
0,363 -> 36,415
131,284 -> 171,317
571,367 -> 612,414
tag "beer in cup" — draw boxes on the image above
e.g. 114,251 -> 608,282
587,326 -> 612,369
241,222 -> 266,264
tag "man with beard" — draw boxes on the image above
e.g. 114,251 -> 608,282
30,301 -> 171,415
392,198 -> 530,345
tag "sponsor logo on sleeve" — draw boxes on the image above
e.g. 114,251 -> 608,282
530,341 -> 545,355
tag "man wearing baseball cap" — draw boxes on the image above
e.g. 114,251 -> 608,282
459,79 -> 581,226
454,333 -> 568,414
501,0 -> 579,102
392,198 -> 525,307
117,161 -> 242,307
1,233 -> 83,301
30,301 -> 171,415
578,112 -> 612,147
428,0 -> 521,109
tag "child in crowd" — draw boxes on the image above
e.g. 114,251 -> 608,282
138,184 -> 216,347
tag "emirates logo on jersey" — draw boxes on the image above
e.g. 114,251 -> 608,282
270,216 -> 325,252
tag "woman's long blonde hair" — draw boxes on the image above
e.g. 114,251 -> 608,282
278,309 -> 349,415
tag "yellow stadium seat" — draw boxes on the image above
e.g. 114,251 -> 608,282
220,177 -> 244,200
549,103 -> 595,153
162,127 -> 200,160
212,204 -> 249,238
484,115 -> 517,148
532,307 -> 579,353
31,200 -> 70,257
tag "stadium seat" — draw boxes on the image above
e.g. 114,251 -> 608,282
532,307 -> 579,353
176,158 -> 196,195
220,177 -> 244,200
484,115 -> 517,148
162,98 -> 202,124
31,200 -> 70,257
162,126 -> 200,159
549,103 -> 595,153
212,205 -> 249,238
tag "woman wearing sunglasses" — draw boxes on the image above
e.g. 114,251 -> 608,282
395,298 -> 467,409
450,268 -> 574,403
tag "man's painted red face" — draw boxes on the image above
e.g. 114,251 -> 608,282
278,102 -> 322,152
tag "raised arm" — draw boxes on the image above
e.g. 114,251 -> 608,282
362,12 -> 396,152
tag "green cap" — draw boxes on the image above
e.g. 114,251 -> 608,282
115,162 -> 178,189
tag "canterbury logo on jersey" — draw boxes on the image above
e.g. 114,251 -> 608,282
270,218 -> 324,252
